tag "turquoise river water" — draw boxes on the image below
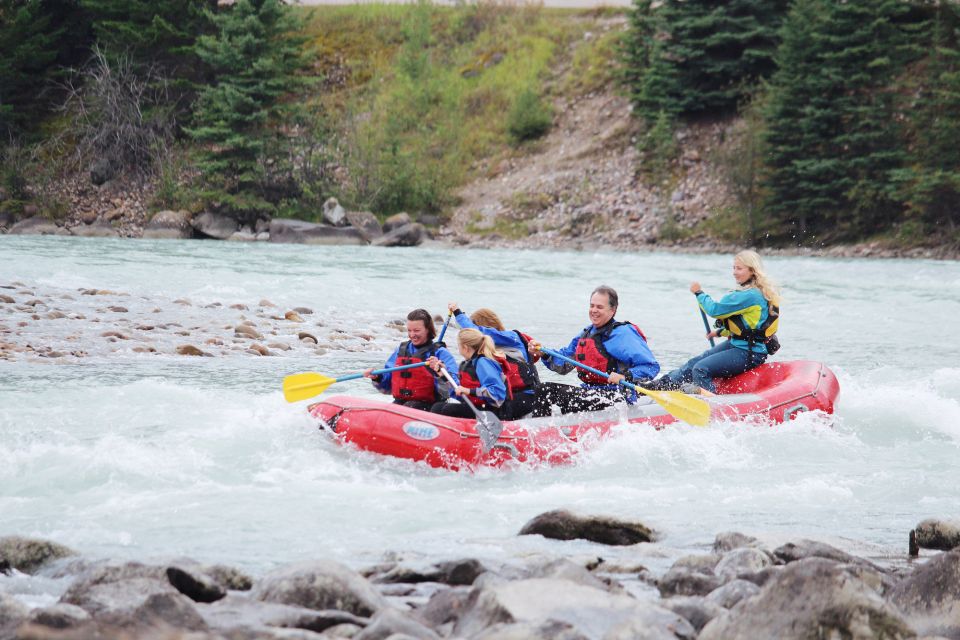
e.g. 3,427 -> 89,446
1,235 -> 958,607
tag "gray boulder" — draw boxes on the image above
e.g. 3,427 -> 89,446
191,211 -> 238,239
657,566 -> 722,598
251,559 -> 389,617
269,218 -> 367,245
518,509 -> 655,546
0,593 -> 29,638
704,579 -> 760,609
322,197 -> 348,227
346,210 -> 383,241
59,561 -> 177,616
714,547 -> 773,582
914,519 -> 960,551
660,596 -> 725,633
70,221 -> 119,237
698,558 -> 914,640
773,539 -> 867,566
369,557 -> 487,586
413,586 -> 472,634
888,548 -> 960,638
453,578 -> 694,640
143,209 -> 194,239
0,535 -> 75,574
372,222 -> 426,247
712,531 -> 761,554
470,620 -> 591,640
27,602 -> 91,629
166,565 -> 226,603
200,593 -> 369,635
354,607 -> 440,640
382,212 -> 412,233
7,216 -> 69,236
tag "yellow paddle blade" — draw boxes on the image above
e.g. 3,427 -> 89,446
283,372 -> 336,403
634,386 -> 711,427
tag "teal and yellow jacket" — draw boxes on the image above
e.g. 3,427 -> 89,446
696,288 -> 776,354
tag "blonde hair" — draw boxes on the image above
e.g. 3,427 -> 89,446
469,308 -> 505,331
458,328 -> 503,360
735,250 -> 780,306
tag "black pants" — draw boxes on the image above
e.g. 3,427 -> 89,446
500,392 -> 537,420
532,382 -> 632,417
430,399 -> 502,418
393,399 -> 433,412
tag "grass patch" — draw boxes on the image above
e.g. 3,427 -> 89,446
301,1 -> 589,216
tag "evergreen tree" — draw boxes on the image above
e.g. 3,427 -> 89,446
762,0 -> 839,239
80,0 -> 215,75
763,0 -> 908,242
187,0 -> 310,224
630,0 -> 789,119
618,0 -> 657,109
0,1 -> 63,138
896,1 -> 960,241
821,0 -> 908,237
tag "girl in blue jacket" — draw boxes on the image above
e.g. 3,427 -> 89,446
428,329 -> 508,418
656,250 -> 780,394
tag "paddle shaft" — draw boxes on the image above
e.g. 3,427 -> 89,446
699,308 -> 716,347
346,361 -> 426,383
438,367 -> 482,419
541,348 -> 640,395
540,347 -> 712,427
437,312 -> 453,344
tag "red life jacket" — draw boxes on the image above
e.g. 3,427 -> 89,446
574,320 -> 648,385
498,331 -> 542,394
390,340 -> 440,402
459,355 -> 510,407
515,330 -> 542,364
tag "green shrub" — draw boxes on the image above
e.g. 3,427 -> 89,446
507,88 -> 552,144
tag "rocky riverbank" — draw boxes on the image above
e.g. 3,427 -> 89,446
2,512 -> 960,639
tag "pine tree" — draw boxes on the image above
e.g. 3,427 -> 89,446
0,1 -> 63,138
629,0 -> 790,119
618,0 -> 657,110
821,0 -> 908,237
896,1 -> 960,241
763,0 -> 908,242
762,0 -> 840,240
187,0 -> 310,224
80,0 -> 215,76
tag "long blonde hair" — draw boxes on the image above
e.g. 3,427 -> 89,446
735,250 -> 780,306
458,328 -> 503,360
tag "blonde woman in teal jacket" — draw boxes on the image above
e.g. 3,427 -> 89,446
655,251 -> 780,393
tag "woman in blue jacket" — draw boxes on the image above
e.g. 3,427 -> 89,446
655,250 -> 780,394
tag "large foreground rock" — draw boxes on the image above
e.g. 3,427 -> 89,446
889,548 -> 960,638
269,218 -> 367,245
143,209 -> 194,239
251,559 -> 389,617
453,578 -> 695,639
698,558 -> 914,640
519,509 -> 655,546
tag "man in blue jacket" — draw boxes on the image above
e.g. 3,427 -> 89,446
530,285 -> 659,416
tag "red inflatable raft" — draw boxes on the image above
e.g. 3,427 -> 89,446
307,360 -> 840,471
